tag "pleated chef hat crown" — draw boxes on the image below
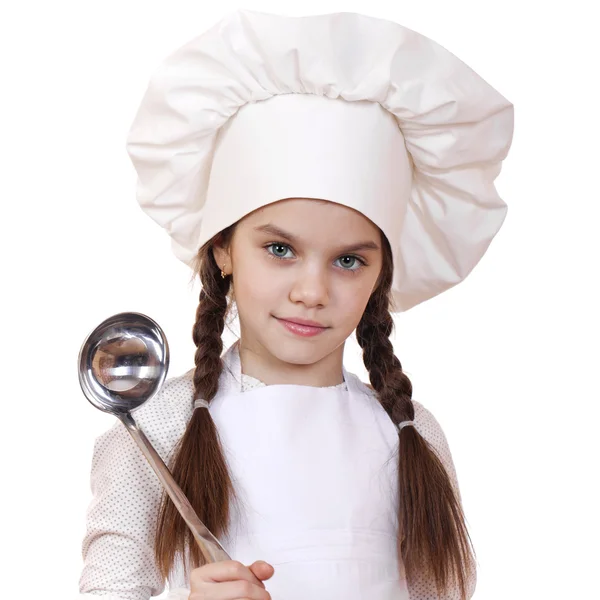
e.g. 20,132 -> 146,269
126,9 -> 514,313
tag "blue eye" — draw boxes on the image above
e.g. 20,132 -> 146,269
336,256 -> 361,271
267,243 -> 293,258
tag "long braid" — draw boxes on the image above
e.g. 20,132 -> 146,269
154,229 -> 239,582
356,235 -> 475,600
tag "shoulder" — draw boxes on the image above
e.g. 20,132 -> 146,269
135,368 -> 195,420
354,377 -> 453,464
156,368 -> 196,416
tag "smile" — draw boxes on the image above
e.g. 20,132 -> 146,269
274,317 -> 328,337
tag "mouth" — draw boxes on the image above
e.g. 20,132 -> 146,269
274,316 -> 329,337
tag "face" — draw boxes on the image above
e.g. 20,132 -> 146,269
213,198 -> 383,376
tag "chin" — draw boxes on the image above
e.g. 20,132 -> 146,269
258,336 -> 318,365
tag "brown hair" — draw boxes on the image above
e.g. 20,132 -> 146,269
154,220 -> 476,598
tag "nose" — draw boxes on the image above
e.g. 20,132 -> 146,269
289,263 -> 329,308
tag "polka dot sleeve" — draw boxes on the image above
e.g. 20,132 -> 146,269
78,418 -> 166,600
406,400 -> 478,600
78,375 -> 191,600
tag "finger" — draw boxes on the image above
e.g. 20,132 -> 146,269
250,561 -> 275,581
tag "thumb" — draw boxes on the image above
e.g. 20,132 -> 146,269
250,560 -> 275,581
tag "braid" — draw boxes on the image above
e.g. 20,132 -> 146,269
356,288 -> 413,422
356,235 -> 475,600
154,229 -> 239,582
192,247 -> 231,401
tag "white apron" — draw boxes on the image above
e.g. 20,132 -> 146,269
168,342 -> 408,599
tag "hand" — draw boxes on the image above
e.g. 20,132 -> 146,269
189,559 -> 275,599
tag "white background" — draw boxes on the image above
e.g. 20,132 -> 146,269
2,1 -> 598,598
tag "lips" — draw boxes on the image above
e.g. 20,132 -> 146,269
274,316 -> 329,337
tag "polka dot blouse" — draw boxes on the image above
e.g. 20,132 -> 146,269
78,369 -> 476,599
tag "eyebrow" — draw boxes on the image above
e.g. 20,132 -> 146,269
253,223 -> 380,253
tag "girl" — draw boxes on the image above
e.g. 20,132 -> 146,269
79,9 -> 513,600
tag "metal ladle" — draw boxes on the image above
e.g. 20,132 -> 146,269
78,311 -> 231,562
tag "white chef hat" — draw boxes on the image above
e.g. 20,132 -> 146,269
125,8 -> 514,313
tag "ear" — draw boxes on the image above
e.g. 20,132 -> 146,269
211,241 -> 231,272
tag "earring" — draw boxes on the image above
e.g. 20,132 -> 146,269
221,264 -> 227,279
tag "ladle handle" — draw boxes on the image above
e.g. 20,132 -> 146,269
118,411 -> 231,563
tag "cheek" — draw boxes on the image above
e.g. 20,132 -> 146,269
233,256 -> 286,306
336,278 -> 377,323
340,291 -> 370,323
